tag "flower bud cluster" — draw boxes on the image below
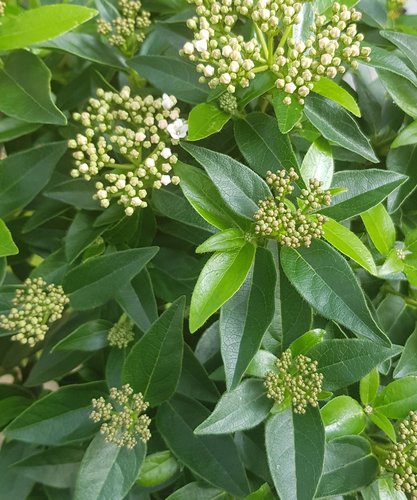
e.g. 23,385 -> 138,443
273,3 -> 371,105
386,411 -> 417,498
254,168 -> 331,248
68,88 -> 184,216
108,322 -> 135,349
264,349 -> 323,414
90,384 -> 151,448
96,0 -> 151,56
219,93 -> 238,113
387,0 -> 406,19
0,278 -> 69,347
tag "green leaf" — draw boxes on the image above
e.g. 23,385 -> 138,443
290,329 -> 326,357
392,120 -> 417,148
194,379 -> 273,435
123,297 -> 184,406
360,369 -> 380,405
321,169 -> 408,221
244,483 -> 275,500
166,482 -> 229,500
63,247 -> 158,310
378,69 -> 417,118
304,94 -> 379,163
363,477 -> 408,500
0,142 -> 66,218
128,56 -> 209,104
321,396 -> 366,441
74,434 -> 146,500
136,450 -> 179,488
0,219 -> 18,257
323,219 -> 378,275
190,243 -> 256,333
177,344 -> 220,403
265,407 -> 325,500
0,117 -> 40,142
246,350 -> 278,378
220,247 -> 276,389
272,89 -> 303,134
301,138 -> 334,190
368,411 -> 397,442
365,46 -> 417,86
374,377 -> 417,419
313,78 -> 361,117
0,442 -> 36,499
157,394 -> 250,497
234,112 -> 300,176
12,446 -> 84,489
0,5 -> 97,50
361,204 -> 396,256
175,161 -> 249,230
281,240 -> 389,345
381,31 -> 417,72
309,339 -> 401,391
52,320 -> 112,352
65,211 -> 104,263
237,71 -> 276,108
38,32 -> 126,69
4,382 -> 107,445
316,436 -> 378,497
196,228 -> 246,254
188,102 -> 230,141
182,142 -> 270,221
394,326 -> 417,379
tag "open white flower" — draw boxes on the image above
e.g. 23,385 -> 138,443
167,119 -> 188,140
162,93 -> 176,110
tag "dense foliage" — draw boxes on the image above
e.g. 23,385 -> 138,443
1,0 -> 417,498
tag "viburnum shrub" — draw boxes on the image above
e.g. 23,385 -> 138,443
2,1 -> 417,499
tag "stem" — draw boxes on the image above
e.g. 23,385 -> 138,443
277,25 -> 292,51
254,23 -> 269,62
252,64 -> 269,74
105,163 -> 135,170
267,34 -> 274,66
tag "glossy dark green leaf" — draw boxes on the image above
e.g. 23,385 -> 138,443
128,56 -> 209,104
0,442 -> 36,500
381,30 -> 417,71
321,396 -> 366,441
13,446 -> 84,489
234,112 -> 299,176
63,247 -> 158,310
309,340 -> 401,391
394,326 -> 417,379
190,243 -> 255,333
290,329 -> 325,357
220,247 -> 276,389
188,102 -> 230,141
378,69 -> 417,118
304,94 -> 378,163
74,434 -> 146,500
0,219 -> 18,257
182,142 -> 270,220
123,297 -> 185,406
175,161 -> 248,230
39,32 -> 126,69
387,145 -> 417,213
321,169 -> 408,221
195,379 -> 272,435
238,71 -> 276,108
4,382 -> 107,445
0,4 -> 97,50
0,50 -> 66,125
157,394 -> 250,497
177,344 -> 220,403
136,450 -> 179,488
392,120 -> 417,148
65,211 -> 104,263
374,377 -> 417,419
52,320 -> 112,352
301,138 -> 334,189
281,240 -> 389,345
316,436 -> 378,497
0,117 -> 40,142
0,142 -> 66,218
365,46 -> 417,86
265,407 -> 325,500
166,482 -> 228,500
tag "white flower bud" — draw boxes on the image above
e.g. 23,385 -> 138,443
161,148 -> 172,159
204,64 -> 215,77
285,82 -> 297,94
194,39 -> 208,52
220,73 -> 232,84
